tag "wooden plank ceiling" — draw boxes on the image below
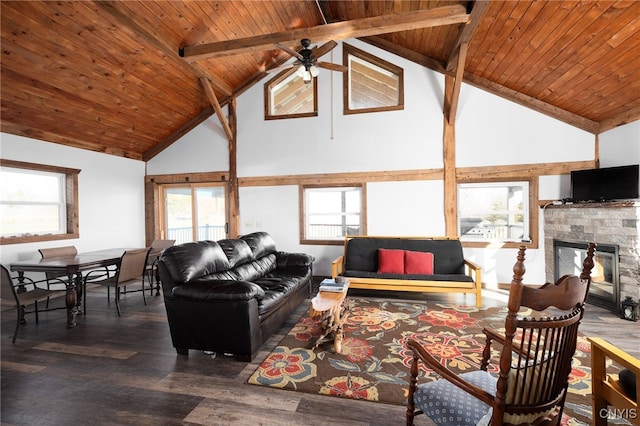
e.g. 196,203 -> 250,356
1,1 -> 639,161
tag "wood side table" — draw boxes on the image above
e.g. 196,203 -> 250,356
309,282 -> 350,353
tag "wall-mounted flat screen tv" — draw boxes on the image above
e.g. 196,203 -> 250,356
571,164 -> 639,202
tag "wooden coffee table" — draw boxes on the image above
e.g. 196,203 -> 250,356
309,281 -> 350,353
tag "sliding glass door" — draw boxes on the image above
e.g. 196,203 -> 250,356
162,184 -> 227,244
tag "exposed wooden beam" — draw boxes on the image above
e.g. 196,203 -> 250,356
359,35 -> 446,73
598,105 -> 640,133
200,78 -> 234,142
239,169 -> 444,187
443,74 -> 458,237
94,1 -> 232,96
180,5 -> 469,61
446,0 -> 489,72
463,72 -> 599,134
444,43 -> 468,124
456,160 -> 597,180
227,98 -> 240,238
143,68 -> 270,162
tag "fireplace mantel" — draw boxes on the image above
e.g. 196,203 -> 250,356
543,201 -> 640,313
545,200 -> 640,209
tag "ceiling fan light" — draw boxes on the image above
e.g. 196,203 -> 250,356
309,65 -> 320,77
302,70 -> 312,82
296,64 -> 306,77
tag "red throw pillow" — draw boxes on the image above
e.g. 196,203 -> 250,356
404,250 -> 434,274
378,249 -> 405,274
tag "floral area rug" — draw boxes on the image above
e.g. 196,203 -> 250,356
248,297 -> 602,426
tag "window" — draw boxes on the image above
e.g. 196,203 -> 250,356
264,68 -> 317,120
458,181 -> 533,245
161,184 -> 227,245
0,159 -> 79,244
343,43 -> 403,115
301,185 -> 366,245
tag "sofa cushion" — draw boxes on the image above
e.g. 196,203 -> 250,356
241,232 -> 277,259
172,279 -> 265,301
268,267 -> 312,284
404,250 -> 434,274
344,237 -> 466,274
161,240 -> 230,282
254,275 -> 301,293
378,249 -> 405,274
233,253 -> 277,282
276,251 -> 315,268
217,238 -> 253,268
257,289 -> 288,316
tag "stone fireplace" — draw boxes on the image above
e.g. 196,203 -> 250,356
543,201 -> 640,315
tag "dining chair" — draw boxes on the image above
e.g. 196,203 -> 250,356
405,243 -> 596,426
39,244 -> 113,283
39,245 -> 113,309
38,245 -> 79,291
82,248 -> 151,316
1,264 -> 66,343
144,239 -> 175,296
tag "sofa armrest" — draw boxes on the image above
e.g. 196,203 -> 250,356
171,280 -> 265,302
331,255 -> 344,278
588,336 -> 639,420
465,259 -> 482,281
276,252 -> 315,268
464,258 -> 481,273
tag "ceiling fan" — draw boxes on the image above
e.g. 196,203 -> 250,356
268,39 -> 348,82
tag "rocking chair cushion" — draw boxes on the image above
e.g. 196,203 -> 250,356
413,370 -> 495,425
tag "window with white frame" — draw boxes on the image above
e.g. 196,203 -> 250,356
0,159 -> 79,244
301,185 -> 365,244
458,181 -> 530,243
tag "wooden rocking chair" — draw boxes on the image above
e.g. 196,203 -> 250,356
406,243 -> 596,426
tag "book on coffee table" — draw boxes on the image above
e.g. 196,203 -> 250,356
319,278 -> 347,293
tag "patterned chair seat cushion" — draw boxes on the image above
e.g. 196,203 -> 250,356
413,370 -> 496,426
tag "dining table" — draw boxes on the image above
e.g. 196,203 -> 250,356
10,248 -> 137,328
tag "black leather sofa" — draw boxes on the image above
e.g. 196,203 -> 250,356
157,232 -> 315,361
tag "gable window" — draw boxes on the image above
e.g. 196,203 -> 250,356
458,180 -> 535,247
0,159 -> 79,245
265,68 -> 317,120
300,184 -> 366,245
342,43 -> 403,115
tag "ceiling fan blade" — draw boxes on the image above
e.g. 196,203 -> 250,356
313,40 -> 338,59
317,61 -> 348,72
266,63 -> 295,74
274,43 -> 303,60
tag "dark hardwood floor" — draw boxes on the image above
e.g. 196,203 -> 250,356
2,281 -> 638,425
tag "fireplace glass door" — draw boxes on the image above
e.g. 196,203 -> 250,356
553,240 -> 619,312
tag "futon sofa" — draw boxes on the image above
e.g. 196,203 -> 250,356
157,232 -> 315,361
331,236 -> 482,306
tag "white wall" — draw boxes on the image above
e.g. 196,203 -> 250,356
598,122 -> 640,199
0,133 -> 146,269
147,115 -> 229,175
235,40 -> 445,176
598,121 -> 640,168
